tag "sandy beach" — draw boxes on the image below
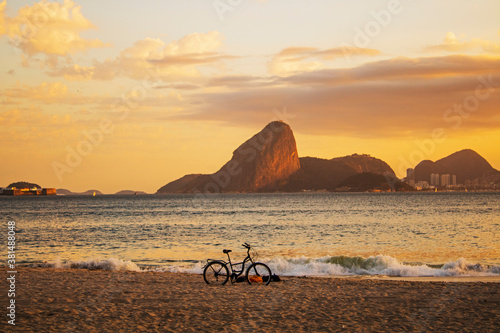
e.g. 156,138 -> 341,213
1,268 -> 498,332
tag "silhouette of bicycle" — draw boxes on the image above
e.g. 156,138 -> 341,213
203,243 -> 272,285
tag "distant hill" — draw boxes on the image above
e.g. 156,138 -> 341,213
114,190 -> 148,195
56,189 -> 73,195
414,149 -> 500,185
56,189 -> 104,195
157,122 -> 400,193
332,154 -> 395,175
278,157 -> 356,191
280,155 -> 395,192
7,181 -> 41,189
336,172 -> 414,192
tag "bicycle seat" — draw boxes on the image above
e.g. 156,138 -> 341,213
223,249 -> 232,254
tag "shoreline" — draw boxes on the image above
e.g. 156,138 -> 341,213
2,189 -> 499,196
10,264 -> 500,282
9,263 -> 500,283
3,267 -> 499,332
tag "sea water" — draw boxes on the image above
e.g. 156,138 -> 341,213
1,192 -> 498,277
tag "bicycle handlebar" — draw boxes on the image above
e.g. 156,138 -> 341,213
242,243 -> 251,249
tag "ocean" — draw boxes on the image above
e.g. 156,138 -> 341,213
1,192 -> 499,277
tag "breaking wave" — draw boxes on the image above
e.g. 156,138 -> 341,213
33,255 -> 500,277
36,258 -> 142,272
267,255 -> 500,277
150,262 -> 204,274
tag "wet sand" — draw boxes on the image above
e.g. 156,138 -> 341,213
2,267 -> 499,332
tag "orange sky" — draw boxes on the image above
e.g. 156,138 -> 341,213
1,1 -> 499,193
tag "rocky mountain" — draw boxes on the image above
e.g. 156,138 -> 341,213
414,149 -> 500,184
156,174 -> 203,193
157,121 -> 399,193
157,121 -> 301,193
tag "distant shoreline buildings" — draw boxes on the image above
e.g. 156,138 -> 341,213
406,168 -> 459,189
0,187 -> 56,196
405,168 -> 496,191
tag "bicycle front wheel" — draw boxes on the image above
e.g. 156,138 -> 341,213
203,261 -> 229,285
246,262 -> 272,285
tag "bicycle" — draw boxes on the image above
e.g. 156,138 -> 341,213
203,243 -> 272,285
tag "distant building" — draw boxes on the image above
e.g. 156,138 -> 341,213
441,174 -> 451,187
406,168 -> 415,182
452,175 -> 457,186
430,173 -> 440,186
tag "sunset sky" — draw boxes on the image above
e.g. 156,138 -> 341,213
1,0 -> 499,193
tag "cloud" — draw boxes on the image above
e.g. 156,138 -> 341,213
4,82 -> 69,104
425,32 -> 500,54
280,55 -> 500,86
2,81 -> 115,106
206,75 -> 275,89
0,107 -> 72,128
2,0 -> 108,59
154,83 -> 201,90
1,80 -> 189,124
269,46 -> 381,76
147,52 -> 235,66
48,31 -> 232,81
163,30 -> 223,55
47,64 -> 95,81
181,55 -> 500,137
0,106 -> 120,154
0,106 -> 78,149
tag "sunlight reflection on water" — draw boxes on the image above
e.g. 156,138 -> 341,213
1,192 -> 498,266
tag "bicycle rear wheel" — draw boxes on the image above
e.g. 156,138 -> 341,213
246,262 -> 272,285
203,261 -> 229,285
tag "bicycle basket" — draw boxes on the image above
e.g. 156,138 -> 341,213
250,247 -> 258,261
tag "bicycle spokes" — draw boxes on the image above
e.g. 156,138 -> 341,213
246,263 -> 272,285
203,262 -> 229,285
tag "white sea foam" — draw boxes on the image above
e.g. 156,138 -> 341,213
34,255 -> 500,277
152,262 -> 204,274
40,258 -> 142,272
170,256 -> 500,277
266,255 -> 500,277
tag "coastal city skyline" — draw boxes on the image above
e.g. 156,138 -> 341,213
1,1 -> 499,193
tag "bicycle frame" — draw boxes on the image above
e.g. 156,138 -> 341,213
228,248 -> 254,277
